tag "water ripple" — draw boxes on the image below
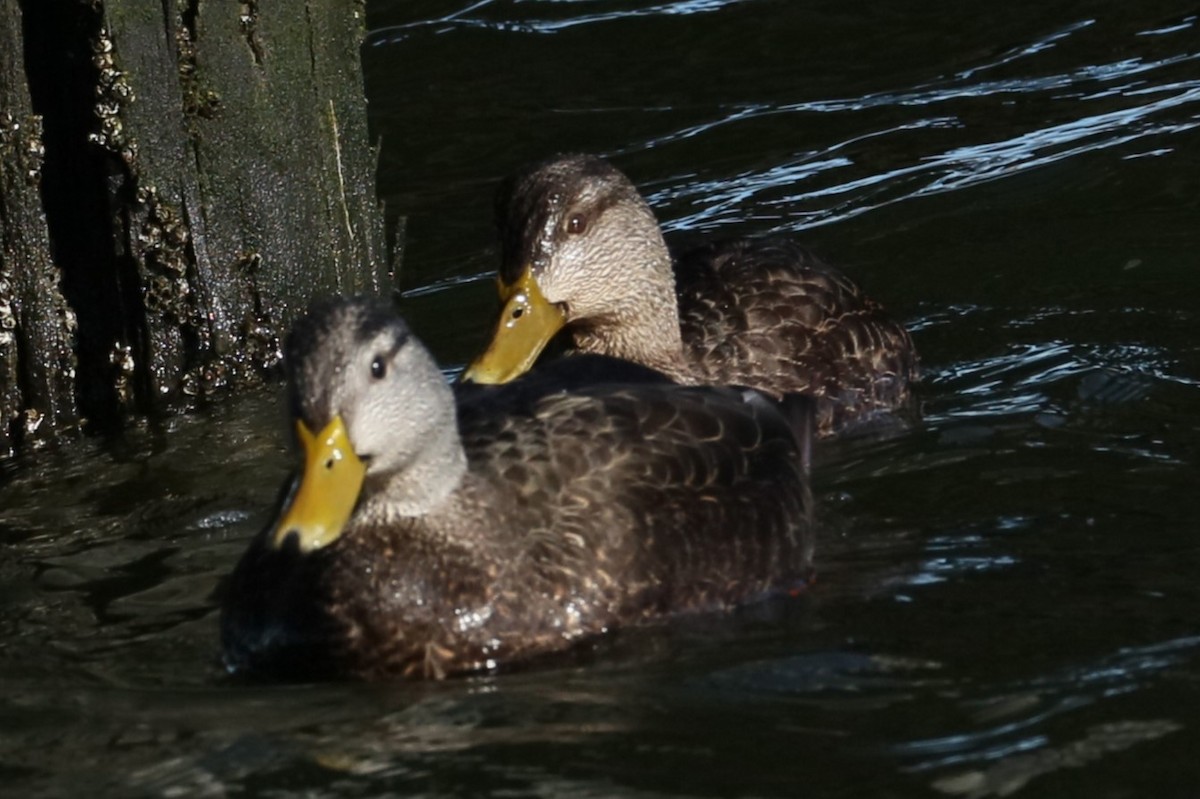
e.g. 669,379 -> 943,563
889,636 -> 1199,796
656,69 -> 1200,232
955,19 -> 1096,80
1137,15 -> 1197,37
366,0 -> 752,44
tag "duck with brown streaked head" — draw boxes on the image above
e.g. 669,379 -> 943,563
461,153 -> 919,435
221,297 -> 814,680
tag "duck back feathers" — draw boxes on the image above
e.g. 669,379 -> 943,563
675,238 -> 918,431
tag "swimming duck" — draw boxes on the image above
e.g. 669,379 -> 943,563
221,297 -> 813,680
461,154 -> 919,435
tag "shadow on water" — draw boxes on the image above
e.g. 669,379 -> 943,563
3,0 -> 1200,796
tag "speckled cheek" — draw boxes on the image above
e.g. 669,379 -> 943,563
532,260 -> 569,308
549,244 -> 613,320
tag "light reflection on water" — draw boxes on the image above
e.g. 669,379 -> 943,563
367,0 -> 758,42
895,634 -> 1200,787
654,70 -> 1200,233
3,0 -> 1200,796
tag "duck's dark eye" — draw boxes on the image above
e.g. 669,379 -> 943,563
371,355 -> 387,380
566,213 -> 587,235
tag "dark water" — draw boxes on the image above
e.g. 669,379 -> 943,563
4,1 -> 1200,795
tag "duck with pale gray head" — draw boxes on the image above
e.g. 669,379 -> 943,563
221,297 -> 815,680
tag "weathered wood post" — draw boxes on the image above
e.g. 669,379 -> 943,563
0,0 -> 389,457
1,0 -> 80,454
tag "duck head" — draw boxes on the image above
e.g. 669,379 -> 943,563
273,298 -> 465,553
462,154 -> 682,383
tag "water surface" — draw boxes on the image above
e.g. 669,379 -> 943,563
3,1 -> 1200,796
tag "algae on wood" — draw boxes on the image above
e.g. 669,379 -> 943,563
0,0 -> 390,457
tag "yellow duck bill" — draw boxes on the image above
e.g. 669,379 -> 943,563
272,415 -> 366,552
460,266 -> 565,384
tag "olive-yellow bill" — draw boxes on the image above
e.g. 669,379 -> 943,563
460,267 -> 565,384
272,415 -> 365,552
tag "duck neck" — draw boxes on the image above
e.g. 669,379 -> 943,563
572,249 -> 690,378
369,422 -> 469,520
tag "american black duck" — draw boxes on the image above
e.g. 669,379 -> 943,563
461,153 -> 919,435
221,298 -> 814,680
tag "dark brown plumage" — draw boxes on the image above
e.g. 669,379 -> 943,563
461,154 -> 919,435
221,298 -> 813,680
